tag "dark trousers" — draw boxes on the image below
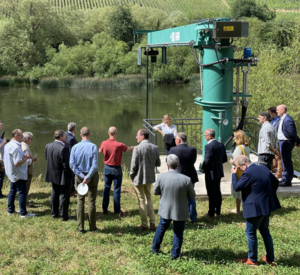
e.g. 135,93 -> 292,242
8,179 -> 27,216
152,216 -> 186,258
279,140 -> 294,184
102,165 -> 122,214
245,215 -> 274,263
76,173 -> 99,231
205,177 -> 222,217
258,154 -> 274,170
0,169 -> 5,196
188,184 -> 197,222
70,174 -> 75,194
50,183 -> 71,220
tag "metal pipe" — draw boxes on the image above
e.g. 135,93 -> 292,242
146,48 -> 149,119
235,67 -> 240,128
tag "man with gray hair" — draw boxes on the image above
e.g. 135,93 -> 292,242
152,154 -> 195,259
99,126 -> 134,217
21,132 -> 37,207
130,129 -> 161,231
170,132 -> 198,223
65,122 -> 78,197
200,128 -> 227,218
70,127 -> 99,233
232,155 -> 280,266
4,129 -> 35,218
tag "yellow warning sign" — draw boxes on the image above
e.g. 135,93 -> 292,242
223,26 -> 234,31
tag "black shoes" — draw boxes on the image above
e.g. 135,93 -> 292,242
279,183 -> 292,187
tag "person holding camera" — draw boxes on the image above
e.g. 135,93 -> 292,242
0,120 -> 8,199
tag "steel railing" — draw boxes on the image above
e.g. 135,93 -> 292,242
143,117 -> 261,155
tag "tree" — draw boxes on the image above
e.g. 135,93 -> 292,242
231,0 -> 276,22
0,0 -> 80,75
107,5 -> 139,50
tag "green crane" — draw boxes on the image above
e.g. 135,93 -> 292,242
141,18 -> 258,153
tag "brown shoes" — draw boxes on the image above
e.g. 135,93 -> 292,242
115,211 -> 127,218
275,174 -> 282,179
201,213 -> 215,219
262,256 -> 275,266
236,258 -> 257,265
137,224 -> 149,231
150,223 -> 156,230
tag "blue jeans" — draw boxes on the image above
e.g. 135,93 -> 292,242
279,140 -> 294,184
188,199 -> 197,222
0,170 -> 5,195
152,216 -> 186,258
102,165 -> 122,214
8,179 -> 28,216
245,215 -> 274,263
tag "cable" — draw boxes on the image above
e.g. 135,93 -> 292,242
193,48 -> 227,67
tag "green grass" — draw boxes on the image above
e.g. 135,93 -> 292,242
0,175 -> 299,274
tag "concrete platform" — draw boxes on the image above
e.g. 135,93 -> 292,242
155,154 -> 300,200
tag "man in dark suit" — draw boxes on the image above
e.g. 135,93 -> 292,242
170,132 -> 198,223
276,105 -> 300,187
65,122 -> 78,196
232,155 -> 281,266
152,154 -> 195,259
200,128 -> 227,218
45,130 -> 72,221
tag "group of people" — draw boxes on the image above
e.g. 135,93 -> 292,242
0,103 -> 298,264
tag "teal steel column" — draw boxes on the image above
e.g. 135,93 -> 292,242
195,46 -> 236,153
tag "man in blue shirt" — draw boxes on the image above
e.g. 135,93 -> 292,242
4,129 -> 35,218
70,127 -> 99,233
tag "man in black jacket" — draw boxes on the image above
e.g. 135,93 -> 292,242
45,130 -> 72,221
201,129 -> 227,218
65,122 -> 78,197
170,132 -> 198,223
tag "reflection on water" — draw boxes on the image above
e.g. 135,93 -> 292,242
0,85 -> 194,176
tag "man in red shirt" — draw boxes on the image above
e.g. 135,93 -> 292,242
99,126 -> 134,217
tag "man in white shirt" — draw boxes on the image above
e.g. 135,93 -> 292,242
276,105 -> 300,187
3,129 -> 35,218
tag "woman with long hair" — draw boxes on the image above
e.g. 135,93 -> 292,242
229,130 -> 250,213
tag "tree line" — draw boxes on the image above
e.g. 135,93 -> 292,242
0,0 -> 299,83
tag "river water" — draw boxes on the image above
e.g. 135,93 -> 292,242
0,85 -> 195,177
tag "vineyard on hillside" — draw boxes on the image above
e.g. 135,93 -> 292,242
47,0 -> 230,15
47,0 -> 300,12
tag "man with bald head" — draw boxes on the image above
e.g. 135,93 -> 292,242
70,127 -> 99,233
99,126 -> 134,217
276,105 -> 300,187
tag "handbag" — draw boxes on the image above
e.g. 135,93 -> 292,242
236,145 -> 245,179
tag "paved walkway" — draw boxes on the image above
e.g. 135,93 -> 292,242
156,154 -> 300,200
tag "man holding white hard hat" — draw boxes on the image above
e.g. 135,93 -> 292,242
70,127 -> 99,233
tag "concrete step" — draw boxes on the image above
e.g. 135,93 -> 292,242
156,154 -> 300,199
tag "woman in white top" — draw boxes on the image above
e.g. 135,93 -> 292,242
229,130 -> 250,214
153,114 -> 177,154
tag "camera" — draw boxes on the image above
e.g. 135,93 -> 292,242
1,131 -> 10,143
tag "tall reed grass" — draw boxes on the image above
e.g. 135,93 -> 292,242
0,76 -> 30,87
0,75 -> 148,89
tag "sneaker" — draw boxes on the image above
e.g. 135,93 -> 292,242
8,210 -> 20,216
20,213 -> 36,218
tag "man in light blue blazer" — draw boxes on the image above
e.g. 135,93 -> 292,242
152,154 -> 195,259
232,155 -> 281,266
